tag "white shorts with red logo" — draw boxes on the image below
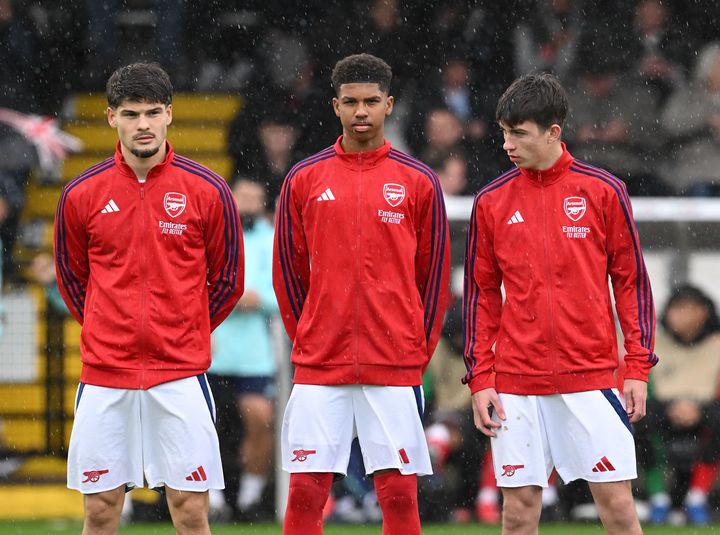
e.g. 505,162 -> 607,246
67,375 -> 224,494
490,389 -> 637,488
281,384 -> 432,476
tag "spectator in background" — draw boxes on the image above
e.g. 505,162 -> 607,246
637,285 -> 720,525
563,52 -> 671,196
405,56 -> 503,191
628,0 -> 692,108
660,42 -> 720,196
229,107 -> 302,207
513,0 -> 584,82
428,149 -> 468,197
208,177 -> 278,520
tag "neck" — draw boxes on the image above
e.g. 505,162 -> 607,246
121,142 -> 167,180
341,131 -> 385,153
534,143 -> 564,171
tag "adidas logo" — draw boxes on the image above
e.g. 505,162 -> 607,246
591,456 -> 616,473
506,210 -> 524,225
100,199 -> 120,214
185,466 -> 208,481
316,188 -> 336,201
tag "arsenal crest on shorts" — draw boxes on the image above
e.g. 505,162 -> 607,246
164,192 -> 187,218
383,183 -> 406,207
563,196 -> 586,221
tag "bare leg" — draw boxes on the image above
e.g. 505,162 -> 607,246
82,485 -> 125,535
500,485 -> 543,535
589,480 -> 643,535
166,487 -> 210,535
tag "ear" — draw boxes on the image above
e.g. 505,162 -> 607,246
385,95 -> 394,117
548,123 -> 562,143
166,104 -> 173,126
107,107 -> 117,128
332,97 -> 340,118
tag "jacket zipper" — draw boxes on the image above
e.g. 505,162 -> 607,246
139,184 -> 147,387
353,152 -> 363,381
540,177 -> 558,384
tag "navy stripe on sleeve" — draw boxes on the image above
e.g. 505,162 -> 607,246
55,159 -> 115,319
276,147 -> 335,321
570,163 -> 654,354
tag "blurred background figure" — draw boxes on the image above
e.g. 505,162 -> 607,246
208,177 -> 278,521
660,41 -> 720,196
636,285 -> 720,525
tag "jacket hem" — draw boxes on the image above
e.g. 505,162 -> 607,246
293,364 -> 423,386
495,370 -> 618,395
80,365 -> 207,390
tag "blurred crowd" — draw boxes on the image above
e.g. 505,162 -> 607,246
4,0 -> 720,527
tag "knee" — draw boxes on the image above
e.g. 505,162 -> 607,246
502,487 -> 542,530
287,473 -> 333,514
84,490 -> 124,529
374,471 -> 418,514
167,490 -> 209,531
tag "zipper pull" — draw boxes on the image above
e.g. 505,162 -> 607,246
140,186 -> 145,200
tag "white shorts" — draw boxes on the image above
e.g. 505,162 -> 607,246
282,384 -> 432,477
67,375 -> 224,494
491,389 -> 637,488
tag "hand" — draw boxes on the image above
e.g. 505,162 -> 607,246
471,388 -> 505,437
667,399 -> 702,428
624,379 -> 647,423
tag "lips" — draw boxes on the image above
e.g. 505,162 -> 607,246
134,135 -> 155,141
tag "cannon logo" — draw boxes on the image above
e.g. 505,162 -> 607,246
82,469 -> 109,483
563,197 -> 586,221
500,464 -> 525,477
164,192 -> 187,218
383,183 -> 406,207
291,449 -> 317,462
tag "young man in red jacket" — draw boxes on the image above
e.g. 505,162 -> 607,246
463,73 -> 657,535
54,63 -> 243,534
273,53 -> 450,535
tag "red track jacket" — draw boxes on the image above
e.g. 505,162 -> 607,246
463,146 -> 658,395
273,137 -> 450,386
55,142 -> 244,389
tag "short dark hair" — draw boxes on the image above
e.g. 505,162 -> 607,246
106,62 -> 173,108
331,54 -> 392,94
495,73 -> 568,130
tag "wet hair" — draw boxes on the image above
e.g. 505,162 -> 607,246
331,53 -> 392,95
495,73 -> 569,130
106,62 -> 173,108
661,284 -> 720,345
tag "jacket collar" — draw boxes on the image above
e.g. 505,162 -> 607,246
517,143 -> 574,186
333,136 -> 391,169
114,140 -> 175,179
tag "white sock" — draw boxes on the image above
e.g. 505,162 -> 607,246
651,492 -> 671,507
685,489 -> 708,507
477,487 -> 499,504
208,488 -> 227,510
237,473 -> 267,510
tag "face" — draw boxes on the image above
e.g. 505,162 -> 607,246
259,122 -> 298,156
499,120 -> 561,171
438,156 -> 467,195
333,83 -> 393,147
426,109 -> 463,148
233,180 -> 266,217
107,100 -> 172,160
665,299 -> 709,342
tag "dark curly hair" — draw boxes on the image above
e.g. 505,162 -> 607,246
106,62 -> 173,108
331,53 -> 392,95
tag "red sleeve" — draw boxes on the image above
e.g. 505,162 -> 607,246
606,184 -> 658,381
415,173 -> 451,362
272,171 -> 309,341
54,187 -> 89,325
206,180 -> 244,331
462,197 -> 503,394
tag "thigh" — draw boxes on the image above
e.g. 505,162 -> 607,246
354,385 -> 432,476
281,384 -> 356,475
67,384 -> 144,493
491,394 -> 553,488
141,374 -> 224,491
543,389 -> 637,484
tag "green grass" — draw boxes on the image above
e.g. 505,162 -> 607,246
3,521 -> 720,535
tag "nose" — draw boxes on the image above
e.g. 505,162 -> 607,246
355,103 -> 368,118
503,136 -> 515,152
137,113 -> 150,130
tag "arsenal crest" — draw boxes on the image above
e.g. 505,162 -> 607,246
164,192 -> 187,218
563,196 -> 586,221
383,183 -> 406,207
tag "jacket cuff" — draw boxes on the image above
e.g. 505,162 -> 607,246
468,372 -> 495,395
